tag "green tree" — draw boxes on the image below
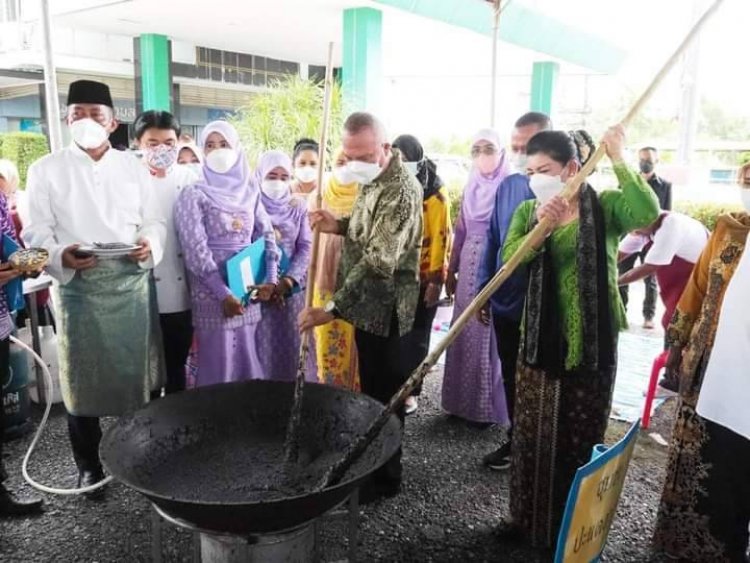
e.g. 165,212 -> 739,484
426,135 -> 472,157
230,76 -> 344,166
0,132 -> 49,188
578,92 -> 679,145
698,99 -> 750,142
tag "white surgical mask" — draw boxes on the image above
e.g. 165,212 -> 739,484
529,173 -> 564,205
182,162 -> 203,177
205,148 -> 237,174
333,166 -> 358,186
404,161 -> 419,175
347,160 -> 382,185
261,179 -> 290,200
70,118 -> 109,150
295,165 -> 317,184
741,189 -> 750,212
510,151 -> 528,173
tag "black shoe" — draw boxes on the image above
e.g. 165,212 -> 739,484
466,420 -> 494,430
0,484 -> 43,517
77,467 -> 106,499
496,519 -> 523,544
658,376 -> 679,393
483,441 -> 511,471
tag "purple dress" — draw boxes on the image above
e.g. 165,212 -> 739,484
255,197 -> 317,382
441,208 -> 509,425
175,185 -> 278,386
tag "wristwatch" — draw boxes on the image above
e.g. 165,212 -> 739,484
324,300 -> 340,319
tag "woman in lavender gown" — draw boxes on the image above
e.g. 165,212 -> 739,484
254,150 -> 317,381
174,121 -> 278,386
441,129 -> 511,426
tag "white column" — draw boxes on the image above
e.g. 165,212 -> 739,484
40,0 -> 63,152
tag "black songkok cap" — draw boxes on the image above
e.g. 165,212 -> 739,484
67,80 -> 114,108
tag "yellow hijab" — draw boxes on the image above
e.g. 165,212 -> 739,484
323,147 -> 358,216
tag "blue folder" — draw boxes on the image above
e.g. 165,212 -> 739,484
225,239 -> 298,301
2,235 -> 25,312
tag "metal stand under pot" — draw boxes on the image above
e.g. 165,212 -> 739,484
151,490 -> 360,563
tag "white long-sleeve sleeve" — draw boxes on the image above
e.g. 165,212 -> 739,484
23,159 -> 75,284
22,144 -> 168,284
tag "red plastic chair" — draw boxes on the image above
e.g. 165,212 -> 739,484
642,349 -> 671,429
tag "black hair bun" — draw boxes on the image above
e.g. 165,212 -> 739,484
568,130 -> 596,174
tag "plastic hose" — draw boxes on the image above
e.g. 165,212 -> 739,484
10,334 -> 113,495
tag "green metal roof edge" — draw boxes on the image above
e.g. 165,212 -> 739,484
371,0 -> 626,73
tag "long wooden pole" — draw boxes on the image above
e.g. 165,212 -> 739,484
489,0 -> 501,127
284,42 -> 336,468
317,0 -> 725,489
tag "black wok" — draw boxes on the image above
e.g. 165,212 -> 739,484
100,381 -> 401,535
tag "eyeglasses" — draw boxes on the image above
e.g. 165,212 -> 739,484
471,145 -> 498,157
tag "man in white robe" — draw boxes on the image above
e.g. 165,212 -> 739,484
23,80 -> 166,495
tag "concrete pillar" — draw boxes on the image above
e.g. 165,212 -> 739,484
134,34 -> 173,113
530,61 -> 559,116
342,8 -> 383,113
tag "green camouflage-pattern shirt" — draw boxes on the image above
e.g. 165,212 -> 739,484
334,149 -> 423,337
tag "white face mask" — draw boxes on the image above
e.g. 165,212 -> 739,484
70,118 -> 109,150
261,179 -> 290,200
295,165 -> 317,184
347,160 -> 382,185
404,162 -> 419,175
741,189 -> 750,212
333,166 -> 358,186
181,162 -> 203,177
529,173 -> 565,205
510,151 -> 528,173
205,148 -> 237,174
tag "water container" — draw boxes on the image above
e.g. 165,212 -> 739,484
26,325 -> 62,404
2,338 -> 32,439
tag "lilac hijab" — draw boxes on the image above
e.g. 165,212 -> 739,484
255,150 -> 296,229
462,128 -> 511,224
197,120 -> 256,212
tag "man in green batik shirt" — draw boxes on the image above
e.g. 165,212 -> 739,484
299,111 -> 422,502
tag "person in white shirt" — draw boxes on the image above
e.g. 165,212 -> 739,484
618,211 -> 709,341
133,111 -> 197,395
23,80 -> 166,495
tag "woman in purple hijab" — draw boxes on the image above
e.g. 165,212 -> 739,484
253,150 -> 317,381
441,128 -> 511,426
174,121 -> 279,386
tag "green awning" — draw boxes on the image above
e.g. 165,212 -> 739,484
372,0 -> 626,73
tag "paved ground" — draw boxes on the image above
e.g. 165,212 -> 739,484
0,372 -> 676,562
0,283 -> 677,562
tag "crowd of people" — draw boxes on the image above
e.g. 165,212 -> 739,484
0,77 -> 747,562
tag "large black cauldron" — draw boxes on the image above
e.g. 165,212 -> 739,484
100,381 -> 401,535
